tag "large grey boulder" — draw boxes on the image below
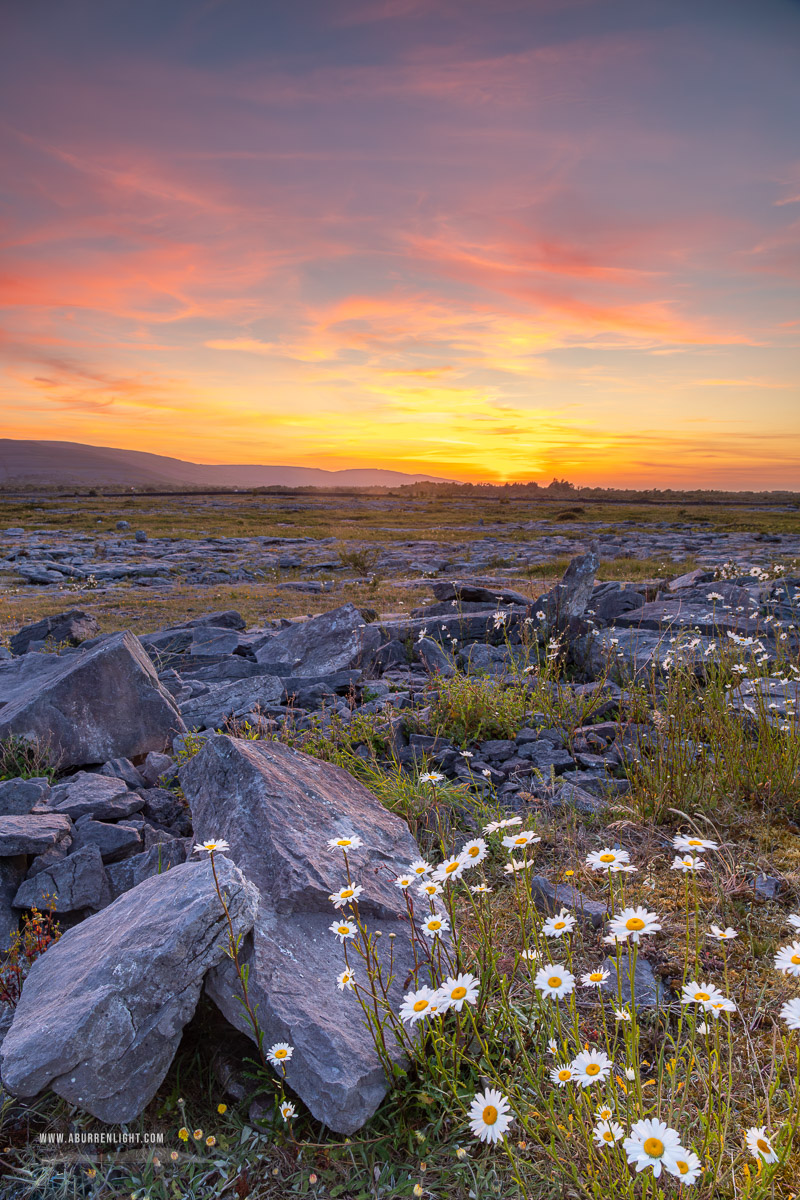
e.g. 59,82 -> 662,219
255,603 -> 383,677
10,610 -> 99,656
0,857 -> 258,1122
44,772 -> 144,821
181,735 -> 421,1132
12,843 -> 111,913
0,632 -> 186,769
180,675 -> 283,732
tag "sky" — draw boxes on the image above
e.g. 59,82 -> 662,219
1,0 -> 799,488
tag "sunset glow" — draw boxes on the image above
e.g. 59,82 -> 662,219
1,0 -> 799,486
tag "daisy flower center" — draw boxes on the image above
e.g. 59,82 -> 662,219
445,862 -> 459,874
413,1000 -> 429,1013
694,991 -> 710,1001
428,920 -> 442,930
757,1138 -> 771,1153
451,986 -> 467,1000
341,888 -> 354,898
792,954 -> 800,965
514,836 -> 527,845
602,1131 -> 613,1142
589,972 -> 603,981
598,1110 -> 611,1119
586,1063 -> 600,1076
548,975 -> 562,988
626,917 -> 645,931
558,1070 -> 571,1081
676,1161 -> 689,1175
482,1105 -> 498,1125
643,1138 -> 664,1157
337,926 -> 348,935
467,847 -> 480,857
687,839 -> 702,846
274,1049 -> 287,1059
599,853 -> 615,863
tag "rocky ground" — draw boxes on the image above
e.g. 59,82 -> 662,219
0,497 -> 799,1196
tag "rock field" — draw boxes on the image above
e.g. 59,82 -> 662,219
0,540 -> 798,1134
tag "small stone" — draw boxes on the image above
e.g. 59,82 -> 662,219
0,814 -> 73,856
600,955 -> 665,1008
12,843 -> 111,912
528,876 -> 606,928
0,777 -> 51,817
45,772 -> 144,821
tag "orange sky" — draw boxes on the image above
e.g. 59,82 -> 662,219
1,0 -> 799,486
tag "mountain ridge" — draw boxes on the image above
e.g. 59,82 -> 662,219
0,440 -> 452,488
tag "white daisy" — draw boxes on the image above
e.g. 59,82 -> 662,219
624,1067 -> 636,1081
433,856 -> 466,884
594,1120 -> 625,1147
543,909 -> 576,939
671,855 -> 706,873
664,1148 -> 702,1184
458,838 -> 488,867
279,1101 -> 296,1121
435,973 -> 479,1012
673,835 -> 719,852
329,884 -> 363,908
623,1118 -> 683,1178
697,1021 -> 710,1035
615,1007 -> 632,1022
774,941 -> 800,976
483,816 -> 522,835
787,913 -> 800,931
608,906 -> 661,943
399,985 -> 438,1024
394,875 -> 414,889
336,968 -> 355,991
709,925 -> 737,941
470,883 -> 493,894
327,834 -> 363,852
421,914 -> 450,939
680,980 -> 726,1010
329,919 -> 357,942
468,1089 -> 513,1144
586,848 -> 630,872
549,1063 -> 574,1087
595,1104 -> 614,1122
707,995 -> 737,1018
267,1042 -> 293,1068
501,831 -> 541,852
745,1126 -> 778,1164
581,968 -> 609,988
779,997 -> 800,1030
534,963 -> 575,1000
547,1038 -> 558,1054
571,1049 -> 613,1087
418,880 -> 443,898
409,859 -> 432,877
419,771 -> 444,784
503,858 -> 534,874
194,839 -> 230,854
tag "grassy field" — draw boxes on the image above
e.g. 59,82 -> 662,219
2,491 -> 800,542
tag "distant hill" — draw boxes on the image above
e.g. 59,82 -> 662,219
0,441 -> 452,489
